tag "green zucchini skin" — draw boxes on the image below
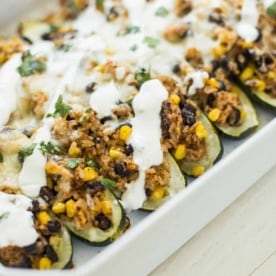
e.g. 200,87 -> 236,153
177,113 -> 223,177
61,190 -> 126,246
141,153 -> 186,211
212,87 -> 259,139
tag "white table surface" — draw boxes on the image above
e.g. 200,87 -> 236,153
151,164 -> 276,276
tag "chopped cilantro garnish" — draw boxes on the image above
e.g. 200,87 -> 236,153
101,178 -> 116,189
130,44 -> 138,52
66,158 -> 83,169
124,25 -> 141,35
135,67 -> 151,85
17,51 -> 46,77
86,159 -> 99,170
47,95 -> 72,118
95,0 -> 104,7
143,36 -> 160,48
49,23 -> 59,32
39,141 -> 61,155
0,152 -> 3,163
267,2 -> 276,18
18,143 -> 37,162
0,212 -> 9,221
155,6 -> 169,17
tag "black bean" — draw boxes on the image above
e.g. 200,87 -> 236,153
18,256 -> 32,268
124,144 -> 134,155
95,213 -> 112,230
160,106 -> 170,138
208,13 -> 224,25
211,59 -> 220,72
41,32 -> 52,41
172,63 -> 181,74
100,116 -> 113,124
47,220 -> 61,234
218,80 -> 226,91
236,54 -> 247,71
24,241 -> 44,255
39,186 -> 55,203
145,188 -> 152,197
107,6 -> 120,21
45,245 -> 59,262
220,56 -> 229,69
227,108 -> 241,126
254,28 -> 262,42
264,55 -> 273,65
181,103 -> 196,126
206,93 -> 216,107
243,47 -> 255,60
31,200 -> 40,213
87,181 -> 105,196
85,82 -> 97,93
114,162 -> 131,177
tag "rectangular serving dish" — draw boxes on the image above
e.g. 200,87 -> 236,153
1,1 -> 276,275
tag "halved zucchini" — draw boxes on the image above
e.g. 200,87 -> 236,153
214,86 -> 259,138
61,189 -> 125,246
176,113 -> 223,176
142,153 -> 186,211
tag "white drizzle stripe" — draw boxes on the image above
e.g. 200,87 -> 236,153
0,192 -> 38,247
122,80 -> 168,210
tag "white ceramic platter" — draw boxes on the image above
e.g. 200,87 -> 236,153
0,1 -> 275,275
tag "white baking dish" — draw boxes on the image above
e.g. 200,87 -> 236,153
0,1 -> 276,275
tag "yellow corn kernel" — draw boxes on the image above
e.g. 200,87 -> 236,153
37,211 -> 51,225
192,166 -> 205,177
105,47 -> 115,56
45,161 -> 61,175
52,202 -> 66,214
65,199 -> 77,218
174,144 -> 187,160
268,71 -> 276,79
101,200 -> 112,215
241,41 -> 254,48
68,142 -> 81,157
151,187 -> 165,201
78,210 -> 87,226
82,167 -> 98,181
39,257 -> 52,270
109,147 -> 123,159
240,63 -> 255,82
169,94 -> 181,105
212,45 -> 227,58
206,78 -> 220,89
231,85 -> 240,94
208,108 -> 221,122
195,122 -> 208,139
97,65 -> 105,73
119,125 -> 132,141
255,80 -> 266,92
241,109 -> 247,121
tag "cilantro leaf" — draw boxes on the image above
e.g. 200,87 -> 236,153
39,141 -> 61,155
155,7 -> 169,17
143,36 -> 160,48
267,2 -> 276,18
18,143 -> 37,162
86,159 -> 99,170
135,67 -> 151,85
47,95 -> 72,118
124,25 -> 141,35
17,51 -> 46,77
130,44 -> 138,52
0,152 -> 3,163
95,0 -> 104,7
101,178 -> 116,189
0,212 -> 9,221
66,158 -> 83,169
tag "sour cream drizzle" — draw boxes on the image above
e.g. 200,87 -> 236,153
0,192 -> 38,247
0,54 -> 21,127
122,80 -> 168,210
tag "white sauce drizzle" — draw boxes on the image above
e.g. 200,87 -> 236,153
0,192 -> 38,247
236,0 -> 260,42
122,80 -> 168,210
0,54 -> 21,127
184,70 -> 209,96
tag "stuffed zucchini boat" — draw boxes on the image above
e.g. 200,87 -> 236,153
0,191 -> 72,270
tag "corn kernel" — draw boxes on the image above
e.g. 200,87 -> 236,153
169,94 -> 181,105
49,236 -> 62,248
241,41 -> 254,48
37,211 -> 51,225
206,78 -> 220,89
52,202 -> 66,214
82,167 -> 98,181
68,142 -> 81,157
212,45 -> 227,58
78,210 -> 87,226
268,71 -> 276,79
255,80 -> 266,92
101,200 -> 112,215
65,199 -> 77,218
231,85 -> 240,94
241,109 -> 247,121
240,63 -> 255,82
109,147 -> 123,159
45,161 -> 61,175
97,65 -> 105,73
173,144 -> 187,160
151,187 -> 165,201
119,125 -> 132,141
105,47 -> 115,56
39,257 -> 52,270
195,122 -> 208,139
192,166 -> 205,177
208,108 -> 221,122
